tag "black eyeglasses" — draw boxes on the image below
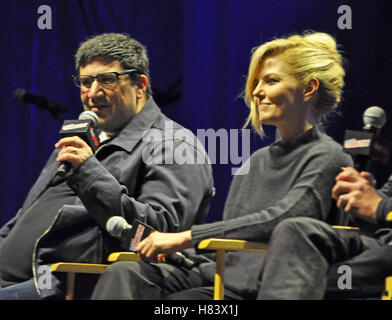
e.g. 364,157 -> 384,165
72,69 -> 139,89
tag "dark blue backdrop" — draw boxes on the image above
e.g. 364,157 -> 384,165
1,0 -> 392,227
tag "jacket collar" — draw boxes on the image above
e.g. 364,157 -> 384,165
105,97 -> 162,153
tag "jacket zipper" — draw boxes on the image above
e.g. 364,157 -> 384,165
32,207 -> 63,296
32,144 -> 108,296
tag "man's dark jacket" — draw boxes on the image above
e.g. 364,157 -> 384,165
0,98 -> 214,298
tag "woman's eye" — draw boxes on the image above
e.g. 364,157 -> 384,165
266,78 -> 278,84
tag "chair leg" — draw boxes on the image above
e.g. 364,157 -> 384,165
382,276 -> 392,300
65,272 -> 75,300
214,249 -> 225,300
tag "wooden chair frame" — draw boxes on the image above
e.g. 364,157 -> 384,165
50,252 -> 141,300
50,225 -> 364,300
382,276 -> 392,300
196,225 -> 360,300
197,238 -> 268,300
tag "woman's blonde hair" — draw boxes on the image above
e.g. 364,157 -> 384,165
244,31 -> 345,135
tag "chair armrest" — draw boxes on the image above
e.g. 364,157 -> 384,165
196,226 -> 359,301
197,238 -> 267,300
107,251 -> 141,262
50,262 -> 109,300
198,238 -> 268,252
382,276 -> 392,300
331,225 -> 360,230
197,225 -> 358,252
50,262 -> 109,274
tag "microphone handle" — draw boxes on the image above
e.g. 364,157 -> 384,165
57,161 -> 72,176
354,155 -> 371,172
165,252 -> 197,270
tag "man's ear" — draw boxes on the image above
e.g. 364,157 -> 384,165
135,75 -> 148,99
303,78 -> 319,102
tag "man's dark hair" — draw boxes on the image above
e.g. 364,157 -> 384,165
75,33 -> 152,98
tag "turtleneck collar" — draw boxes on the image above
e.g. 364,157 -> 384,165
269,126 -> 320,158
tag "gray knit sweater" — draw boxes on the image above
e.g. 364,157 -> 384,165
191,126 -> 353,297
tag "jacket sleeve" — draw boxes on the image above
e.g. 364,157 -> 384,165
67,139 -> 214,233
374,175 -> 392,226
376,197 -> 392,227
191,150 -> 352,245
376,174 -> 392,198
0,209 -> 23,247
0,150 -> 59,248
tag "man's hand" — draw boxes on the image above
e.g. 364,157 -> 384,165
332,167 -> 382,224
55,136 -> 93,168
136,230 -> 192,263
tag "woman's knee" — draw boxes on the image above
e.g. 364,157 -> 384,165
273,217 -> 320,237
102,261 -> 143,280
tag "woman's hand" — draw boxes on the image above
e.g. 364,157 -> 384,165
137,230 -> 192,263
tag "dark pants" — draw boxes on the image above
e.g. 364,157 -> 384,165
258,217 -> 392,299
91,260 -> 243,300
93,217 -> 392,300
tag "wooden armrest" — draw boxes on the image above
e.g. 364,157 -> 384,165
382,276 -> 392,300
197,226 -> 358,301
331,225 -> 360,231
197,226 -> 357,252
198,238 -> 268,252
50,262 -> 109,300
107,251 -> 141,262
197,238 -> 267,300
50,262 -> 109,274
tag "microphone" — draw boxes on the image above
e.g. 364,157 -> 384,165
106,215 -> 132,238
106,216 -> 154,252
363,106 -> 386,134
343,106 -> 389,172
13,88 -> 68,120
57,111 -> 100,175
106,216 -> 197,270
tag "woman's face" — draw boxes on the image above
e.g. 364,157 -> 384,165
252,55 -> 307,131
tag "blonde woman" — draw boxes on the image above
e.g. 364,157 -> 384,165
92,32 -> 353,300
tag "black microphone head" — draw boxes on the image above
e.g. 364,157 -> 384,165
79,111 -> 98,128
363,106 -> 386,131
106,216 -> 131,237
13,88 -> 27,102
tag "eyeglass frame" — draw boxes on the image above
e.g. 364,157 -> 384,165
72,69 -> 141,89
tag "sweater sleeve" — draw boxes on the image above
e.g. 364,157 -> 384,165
192,148 -> 352,246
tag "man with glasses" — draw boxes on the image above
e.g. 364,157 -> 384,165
0,33 -> 214,299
